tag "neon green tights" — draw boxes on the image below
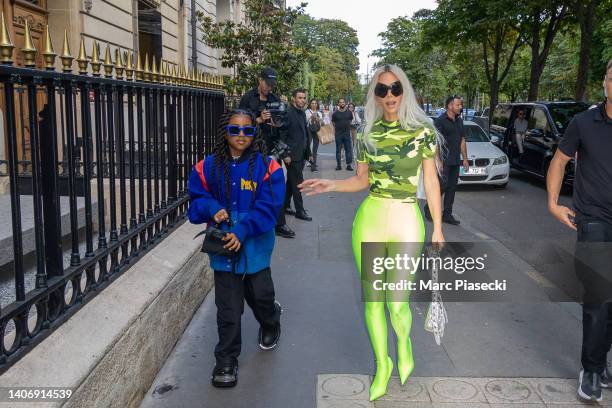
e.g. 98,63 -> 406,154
351,195 -> 425,401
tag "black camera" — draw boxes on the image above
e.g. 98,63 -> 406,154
270,140 -> 291,161
266,101 -> 288,127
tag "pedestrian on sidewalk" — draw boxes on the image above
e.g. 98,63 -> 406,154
282,88 -> 313,222
322,104 -> 332,125
332,98 -> 355,171
424,95 -> 469,225
188,109 -> 285,389
547,59 -> 612,403
299,64 -> 446,402
238,67 -> 295,238
306,98 -> 322,172
349,102 -> 361,146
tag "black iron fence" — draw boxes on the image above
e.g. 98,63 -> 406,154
0,30 -> 224,373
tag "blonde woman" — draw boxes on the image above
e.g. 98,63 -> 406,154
299,65 -> 445,401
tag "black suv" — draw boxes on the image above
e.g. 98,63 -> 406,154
490,101 -> 590,185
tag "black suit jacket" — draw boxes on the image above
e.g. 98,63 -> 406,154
281,105 -> 312,162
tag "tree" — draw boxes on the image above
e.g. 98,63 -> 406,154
291,14 -> 360,101
426,0 -> 525,115
292,15 -> 360,74
521,1 -> 570,100
197,0 -> 307,94
372,15 -> 450,107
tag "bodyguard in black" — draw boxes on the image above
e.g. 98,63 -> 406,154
547,59 -> 612,403
425,95 -> 469,225
282,88 -> 313,221
239,67 -> 295,238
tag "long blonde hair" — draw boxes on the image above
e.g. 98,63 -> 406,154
362,64 -> 445,161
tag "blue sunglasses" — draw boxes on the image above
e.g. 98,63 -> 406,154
226,125 -> 257,137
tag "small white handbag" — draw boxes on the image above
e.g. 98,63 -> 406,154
424,248 -> 448,345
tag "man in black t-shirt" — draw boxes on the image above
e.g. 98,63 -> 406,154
425,95 -> 469,225
547,59 -> 612,403
332,98 -> 354,171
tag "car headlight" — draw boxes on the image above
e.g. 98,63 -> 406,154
493,155 -> 507,165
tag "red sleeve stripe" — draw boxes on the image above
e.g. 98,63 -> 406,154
195,160 -> 209,191
263,159 -> 282,182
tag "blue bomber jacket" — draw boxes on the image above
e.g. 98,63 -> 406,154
188,151 -> 285,274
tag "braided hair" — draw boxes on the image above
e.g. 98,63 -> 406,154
211,109 -> 273,212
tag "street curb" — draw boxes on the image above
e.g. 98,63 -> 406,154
0,222 -> 213,408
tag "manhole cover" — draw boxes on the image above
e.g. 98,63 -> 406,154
322,376 -> 367,397
485,379 -> 531,401
432,379 -> 478,400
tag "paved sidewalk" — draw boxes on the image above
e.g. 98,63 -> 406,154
318,374 -> 612,407
142,144 -> 596,408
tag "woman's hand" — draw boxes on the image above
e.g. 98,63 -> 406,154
431,229 -> 445,252
213,209 -> 229,223
298,179 -> 336,196
223,233 -> 241,252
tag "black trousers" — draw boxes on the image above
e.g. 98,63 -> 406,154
442,165 -> 460,216
213,268 -> 280,364
284,160 -> 305,213
310,131 -> 319,163
335,132 -> 353,166
576,218 -> 612,373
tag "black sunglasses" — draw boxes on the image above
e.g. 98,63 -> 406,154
374,81 -> 403,98
226,125 -> 257,137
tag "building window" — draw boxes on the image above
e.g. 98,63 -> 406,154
138,0 -> 162,62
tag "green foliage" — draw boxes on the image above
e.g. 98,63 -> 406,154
197,0 -> 307,94
291,14 -> 360,102
373,0 -> 610,108
198,2 -> 361,103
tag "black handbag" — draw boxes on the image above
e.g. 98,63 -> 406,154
194,221 -> 238,258
308,114 -> 321,133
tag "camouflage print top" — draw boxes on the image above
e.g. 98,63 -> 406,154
356,119 -> 437,201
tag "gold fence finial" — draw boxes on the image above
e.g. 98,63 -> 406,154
135,52 -> 143,81
143,53 -> 150,82
162,60 -> 168,84
114,48 -> 124,79
90,40 -> 101,76
41,24 -> 56,70
103,43 -> 113,78
0,12 -> 15,64
22,19 -> 37,67
125,50 -> 134,80
76,36 -> 89,74
171,63 -> 177,85
151,56 -> 158,82
60,29 -> 73,72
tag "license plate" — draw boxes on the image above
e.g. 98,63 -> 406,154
461,167 -> 487,175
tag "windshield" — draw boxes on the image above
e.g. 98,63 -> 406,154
548,103 -> 590,133
464,124 -> 490,142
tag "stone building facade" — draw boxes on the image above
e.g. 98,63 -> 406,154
1,0 -> 245,73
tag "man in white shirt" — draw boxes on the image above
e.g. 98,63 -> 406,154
514,109 -> 528,155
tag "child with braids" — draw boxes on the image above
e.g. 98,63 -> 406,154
188,109 -> 285,388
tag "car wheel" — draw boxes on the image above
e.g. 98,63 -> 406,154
494,182 -> 508,189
